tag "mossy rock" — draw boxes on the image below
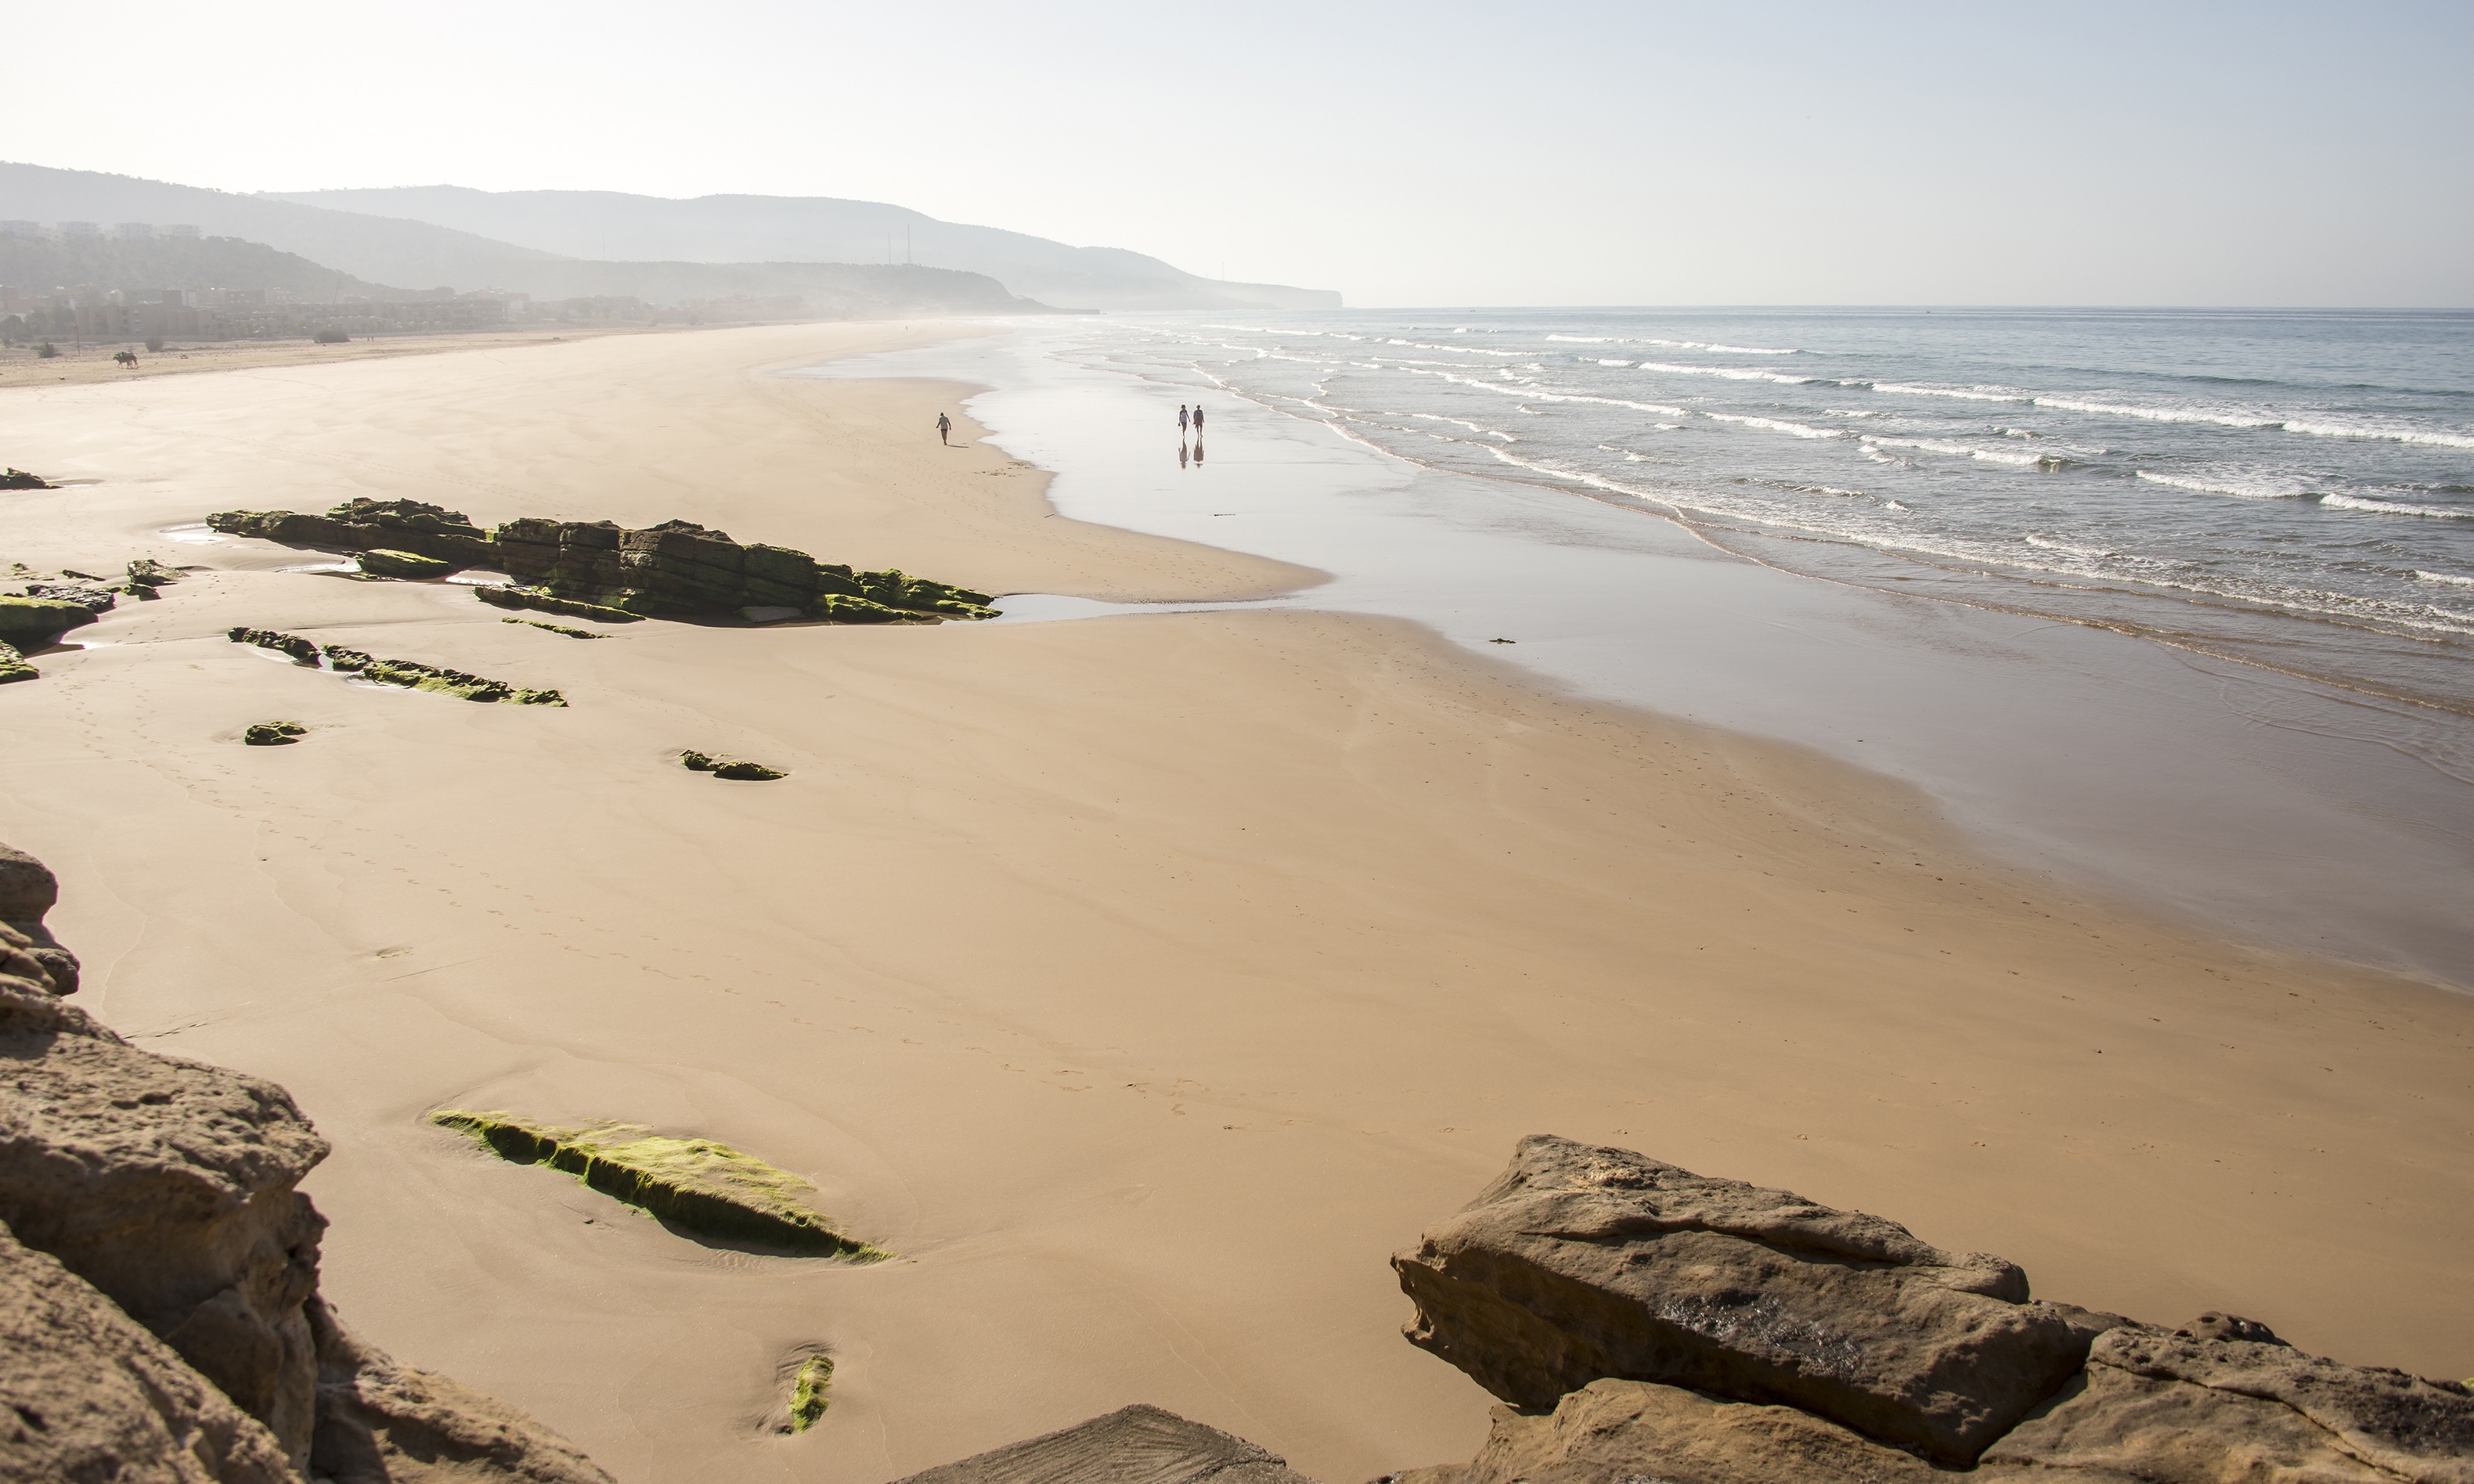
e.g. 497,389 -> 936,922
788,1356 -> 833,1432
474,585 -> 642,624
0,596 -> 98,646
0,468 -> 52,490
680,750 -> 784,780
243,721 -> 306,746
0,639 -> 33,684
502,617 -> 605,639
322,643 -> 564,705
430,1110 -> 887,1259
228,626 -> 321,664
358,548 -> 456,579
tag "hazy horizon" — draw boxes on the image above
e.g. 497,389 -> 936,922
9,0 -> 2470,308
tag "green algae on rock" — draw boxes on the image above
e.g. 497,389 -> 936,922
680,750 -> 786,780
228,626 -> 322,664
428,1111 -> 886,1259
1,467 -> 52,490
357,548 -> 456,580
204,498 -> 994,624
502,618 -> 608,639
788,1356 -> 833,1432
243,722 -> 307,747
321,644 -> 565,705
0,640 -> 34,685
0,596 -> 98,647
476,585 -> 644,624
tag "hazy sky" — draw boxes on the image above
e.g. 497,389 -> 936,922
12,1 -> 2469,306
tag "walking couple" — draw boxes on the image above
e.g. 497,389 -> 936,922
1177,403 -> 1206,437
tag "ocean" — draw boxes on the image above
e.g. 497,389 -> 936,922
1072,308 -> 2474,717
816,308 -> 2474,985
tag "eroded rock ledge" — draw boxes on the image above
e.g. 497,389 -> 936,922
0,843 -> 613,1484
209,498 -> 996,623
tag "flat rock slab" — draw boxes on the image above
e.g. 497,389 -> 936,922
1375,1377 -> 2158,1484
1987,1319 -> 2474,1483
889,1404 -> 1318,1484
1393,1135 -> 2118,1466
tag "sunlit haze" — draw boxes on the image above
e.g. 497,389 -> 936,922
9,0 -> 2469,305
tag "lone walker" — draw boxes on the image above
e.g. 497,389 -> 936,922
936,412 -> 953,445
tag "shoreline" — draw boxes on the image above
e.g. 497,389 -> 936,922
825,322 -> 2474,990
3,320 -> 2469,1482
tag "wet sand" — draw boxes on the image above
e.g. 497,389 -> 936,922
2,321 -> 2469,1483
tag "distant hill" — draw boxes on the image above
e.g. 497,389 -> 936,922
0,164 -> 1044,315
0,163 -> 556,293
0,232 -> 401,298
265,185 -> 1341,312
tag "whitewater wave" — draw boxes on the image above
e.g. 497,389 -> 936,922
1645,339 -> 1798,355
2135,471 -> 2308,500
1632,360 -> 1816,385
1873,383 -> 2027,404
2320,493 -> 2474,520
1704,412 -> 1841,440
2414,571 -> 2474,586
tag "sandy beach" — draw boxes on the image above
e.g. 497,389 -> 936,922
3,321 -> 2469,1483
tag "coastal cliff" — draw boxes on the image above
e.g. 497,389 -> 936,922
0,845 -> 612,1484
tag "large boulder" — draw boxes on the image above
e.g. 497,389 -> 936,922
1393,1136 -> 2119,1467
0,1217 -> 299,1484
0,969 -> 330,1468
889,1404 -> 1317,1484
1985,1315 -> 2474,1482
0,595 -> 96,647
0,843 -> 615,1483
207,499 -> 495,569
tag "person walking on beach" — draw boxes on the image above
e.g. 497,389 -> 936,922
1178,405 -> 1189,435
1191,403 -> 1206,435
936,412 -> 952,445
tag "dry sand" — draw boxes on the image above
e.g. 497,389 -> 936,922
2,321 -> 2469,1484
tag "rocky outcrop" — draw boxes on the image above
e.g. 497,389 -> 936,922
0,594 -> 96,646
0,640 -> 31,685
430,1111 -> 885,1259
1392,1135 -> 2116,1465
1985,1317 -> 2474,1482
0,843 -> 78,995
499,618 -> 607,639
0,468 -> 49,491
227,629 -> 566,706
245,722 -> 308,747
474,586 -> 641,624
207,498 -> 995,623
0,844 -> 615,1483
1392,1137 -> 2474,1482
1,1217 -> 300,1484
889,1404 -> 1318,1484
208,499 -> 497,570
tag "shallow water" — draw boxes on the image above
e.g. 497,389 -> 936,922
806,323 -> 2474,989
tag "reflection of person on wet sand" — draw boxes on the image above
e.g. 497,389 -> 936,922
936,412 -> 953,445
1178,441 -> 1188,469
1193,438 -> 1205,466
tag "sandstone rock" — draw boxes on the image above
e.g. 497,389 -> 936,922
1377,1378 -> 1976,1484
0,978 -> 330,1468
355,549 -> 455,580
1393,1136 -> 2119,1466
0,842 -> 77,995
0,595 -> 96,646
473,585 -> 643,624
244,722 -> 308,747
127,558 -> 182,591
0,1217 -> 299,1484
318,645 -> 564,707
889,1404 -> 1317,1484
19,581 -> 117,612
305,1296 -> 613,1484
0,468 -> 49,491
1985,1315 -> 2474,1482
229,627 -> 322,665
0,639 -> 32,684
